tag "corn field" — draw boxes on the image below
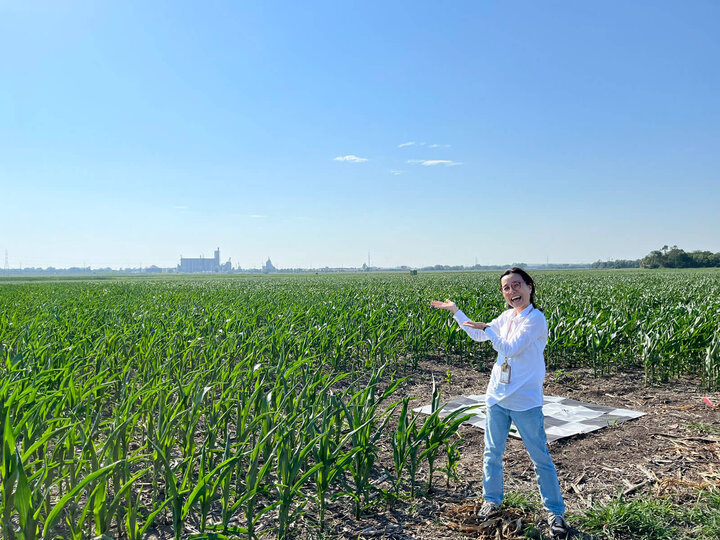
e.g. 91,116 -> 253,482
0,269 -> 718,538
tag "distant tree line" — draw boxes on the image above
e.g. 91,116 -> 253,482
592,245 -> 720,269
591,259 -> 641,269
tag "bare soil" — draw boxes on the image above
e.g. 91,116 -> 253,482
311,356 -> 720,540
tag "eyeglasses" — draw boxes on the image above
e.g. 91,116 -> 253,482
501,280 -> 523,293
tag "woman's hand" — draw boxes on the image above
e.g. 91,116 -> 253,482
463,321 -> 489,330
430,299 -> 458,314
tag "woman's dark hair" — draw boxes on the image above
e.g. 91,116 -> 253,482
500,267 -> 541,311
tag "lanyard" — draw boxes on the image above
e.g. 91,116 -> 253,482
500,306 -> 533,384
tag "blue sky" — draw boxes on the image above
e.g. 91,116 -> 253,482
2,1 -> 719,269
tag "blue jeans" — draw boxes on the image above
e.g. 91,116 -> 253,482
483,404 -> 565,516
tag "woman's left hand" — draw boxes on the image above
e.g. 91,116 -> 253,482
463,321 -> 488,330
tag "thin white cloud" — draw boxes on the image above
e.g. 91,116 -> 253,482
249,214 -> 266,219
422,160 -> 462,166
390,170 -> 404,175
407,159 -> 463,166
173,205 -> 188,210
333,155 -> 368,163
400,142 -> 450,148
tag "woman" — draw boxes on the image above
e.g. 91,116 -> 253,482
431,268 -> 568,537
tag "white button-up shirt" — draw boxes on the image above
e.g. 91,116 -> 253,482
453,303 -> 548,411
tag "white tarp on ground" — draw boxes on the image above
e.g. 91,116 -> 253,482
414,395 -> 645,442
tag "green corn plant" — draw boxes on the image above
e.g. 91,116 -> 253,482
389,396 -> 421,498
12,447 -> 39,540
704,333 -> 720,389
214,372 -> 263,533
235,442 -> 277,539
64,484 -> 97,540
42,460 -> 121,539
125,485 -> 172,540
191,444 -> 213,531
309,392 -> 360,531
418,378 -> 473,493
92,465 -> 149,538
642,330 -> 662,384
181,453 -> 239,533
273,414 -> 323,540
341,366 -> 404,518
223,414 -> 279,538
407,421 -> 426,499
1,398 -> 21,539
442,437 -> 462,488
149,437 -> 194,540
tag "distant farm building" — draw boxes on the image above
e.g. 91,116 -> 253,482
178,248 -> 231,273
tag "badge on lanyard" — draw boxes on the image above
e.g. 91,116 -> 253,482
500,359 -> 511,384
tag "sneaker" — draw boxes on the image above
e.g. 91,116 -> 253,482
477,501 -> 500,520
548,513 -> 569,536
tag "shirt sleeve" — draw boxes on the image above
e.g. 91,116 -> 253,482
484,311 -> 547,358
453,310 -> 491,342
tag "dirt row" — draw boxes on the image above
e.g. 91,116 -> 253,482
319,357 -> 720,539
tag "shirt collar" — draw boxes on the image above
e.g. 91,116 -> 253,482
512,304 -> 534,319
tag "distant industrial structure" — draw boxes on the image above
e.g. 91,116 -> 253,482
178,248 -> 231,273
263,258 -> 276,273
